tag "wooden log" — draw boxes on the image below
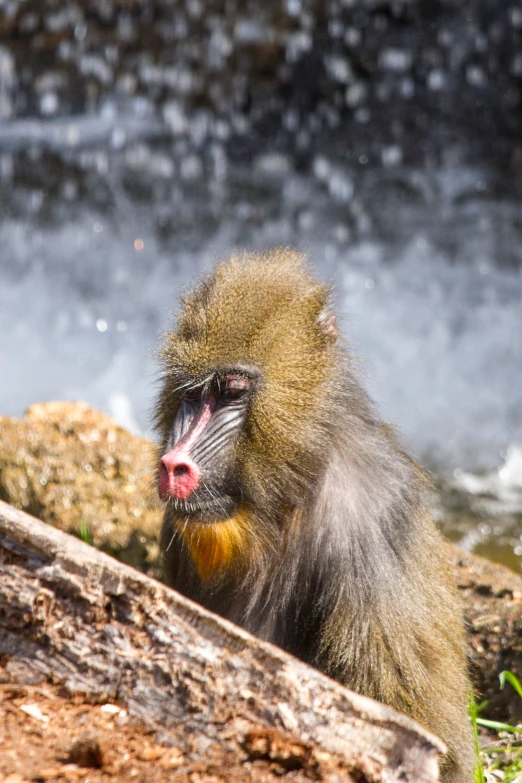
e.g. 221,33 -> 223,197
0,499 -> 443,782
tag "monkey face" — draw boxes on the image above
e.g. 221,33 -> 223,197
155,250 -> 342,528
158,367 -> 259,523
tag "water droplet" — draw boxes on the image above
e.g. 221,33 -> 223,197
344,27 -> 361,47
511,54 -> 522,78
379,48 -> 412,73
355,107 -> 371,124
466,66 -> 486,88
427,69 -> 446,91
254,153 -> 292,177
345,82 -> 366,107
334,224 -> 351,244
74,23 -> 87,41
40,92 -> 59,116
400,78 -> 415,99
325,55 -> 352,83
510,7 -> 522,28
65,125 -> 80,146
286,0 -> 301,15
313,156 -> 331,181
328,173 -> 354,202
111,127 -> 126,149
382,145 -> 403,167
180,155 -> 203,180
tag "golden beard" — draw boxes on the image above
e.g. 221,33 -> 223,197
176,506 -> 260,581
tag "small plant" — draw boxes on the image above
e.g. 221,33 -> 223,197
474,671 -> 522,783
470,694 -> 486,783
79,520 -> 92,545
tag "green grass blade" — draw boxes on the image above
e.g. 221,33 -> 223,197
477,718 -> 519,733
500,671 -> 522,700
470,694 -> 487,783
79,520 -> 92,545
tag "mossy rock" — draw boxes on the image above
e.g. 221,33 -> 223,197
0,401 -> 162,577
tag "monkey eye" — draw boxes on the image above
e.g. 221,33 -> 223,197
219,375 -> 252,402
181,387 -> 202,403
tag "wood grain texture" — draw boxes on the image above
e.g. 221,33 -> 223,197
0,499 -> 444,782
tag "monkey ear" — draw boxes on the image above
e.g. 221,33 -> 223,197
317,310 -> 338,344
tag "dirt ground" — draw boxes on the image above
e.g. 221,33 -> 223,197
0,679 -> 193,782
0,671 -> 344,783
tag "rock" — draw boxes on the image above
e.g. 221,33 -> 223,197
448,544 -> 522,724
0,402 -> 162,576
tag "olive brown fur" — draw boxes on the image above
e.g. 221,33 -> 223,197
154,249 -> 475,783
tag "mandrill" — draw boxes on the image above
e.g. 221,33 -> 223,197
154,249 -> 474,783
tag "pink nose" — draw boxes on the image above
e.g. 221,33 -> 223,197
158,450 -> 201,501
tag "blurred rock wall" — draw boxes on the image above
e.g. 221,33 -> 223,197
0,0 -> 521,180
